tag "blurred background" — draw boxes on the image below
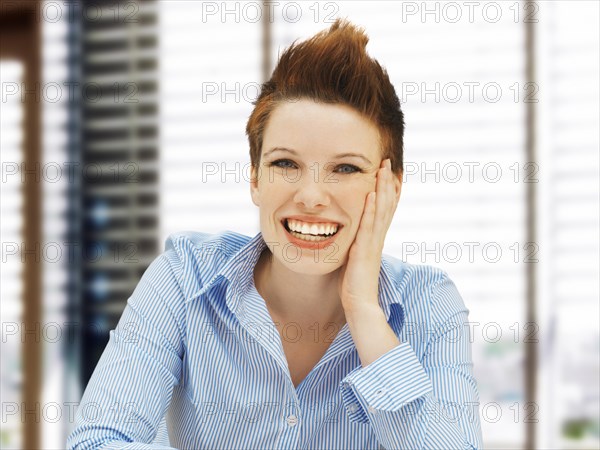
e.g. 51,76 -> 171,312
0,0 -> 598,448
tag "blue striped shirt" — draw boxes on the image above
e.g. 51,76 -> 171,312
67,230 -> 483,449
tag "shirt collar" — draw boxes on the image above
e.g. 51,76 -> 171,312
190,231 -> 405,323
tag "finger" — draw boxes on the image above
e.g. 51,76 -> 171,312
375,168 -> 386,221
358,191 -> 376,240
385,159 -> 398,201
386,161 -> 400,212
379,165 -> 401,238
389,170 -> 401,213
393,176 -> 401,209
374,161 -> 392,234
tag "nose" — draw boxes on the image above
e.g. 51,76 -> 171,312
292,169 -> 331,209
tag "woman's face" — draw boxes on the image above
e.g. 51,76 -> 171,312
250,99 -> 385,275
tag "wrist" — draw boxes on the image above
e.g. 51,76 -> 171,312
344,301 -> 385,326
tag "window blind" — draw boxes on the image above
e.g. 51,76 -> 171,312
40,4 -> 72,447
0,59 -> 25,450
158,1 -> 262,244
537,2 -> 599,449
78,0 -> 160,387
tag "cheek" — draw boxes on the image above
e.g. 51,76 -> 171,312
335,178 -> 372,197
334,187 -> 369,222
256,183 -> 287,210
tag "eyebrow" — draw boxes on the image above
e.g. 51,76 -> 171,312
263,147 -> 373,165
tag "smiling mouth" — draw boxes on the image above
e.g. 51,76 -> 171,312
282,219 -> 341,242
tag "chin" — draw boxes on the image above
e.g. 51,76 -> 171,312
273,248 -> 347,275
262,225 -> 349,273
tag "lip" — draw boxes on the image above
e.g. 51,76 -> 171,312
280,217 -> 343,251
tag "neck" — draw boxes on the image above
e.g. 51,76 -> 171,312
253,249 -> 347,328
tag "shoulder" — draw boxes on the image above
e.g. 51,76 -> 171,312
165,229 -> 251,259
382,253 -> 468,321
161,230 -> 252,299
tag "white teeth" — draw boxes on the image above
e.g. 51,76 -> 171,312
286,219 -> 339,236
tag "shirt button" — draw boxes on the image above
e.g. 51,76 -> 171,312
286,414 -> 298,426
375,389 -> 385,397
368,406 -> 377,414
348,403 -> 358,413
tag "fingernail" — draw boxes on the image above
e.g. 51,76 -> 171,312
386,159 -> 392,169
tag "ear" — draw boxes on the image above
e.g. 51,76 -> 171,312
250,165 -> 260,207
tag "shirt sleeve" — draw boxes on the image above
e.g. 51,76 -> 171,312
66,251 -> 185,449
339,273 -> 484,450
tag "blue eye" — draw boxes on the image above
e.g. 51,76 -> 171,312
335,164 -> 361,174
269,160 -> 362,174
270,159 -> 297,169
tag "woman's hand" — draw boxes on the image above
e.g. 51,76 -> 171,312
338,158 -> 402,314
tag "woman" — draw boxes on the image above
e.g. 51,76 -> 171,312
68,19 -> 483,449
